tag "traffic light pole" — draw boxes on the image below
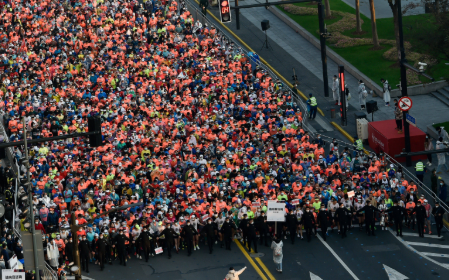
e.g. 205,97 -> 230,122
23,117 -> 40,280
0,131 -> 98,149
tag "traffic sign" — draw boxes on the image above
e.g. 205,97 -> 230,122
406,113 -> 416,127
398,96 -> 413,111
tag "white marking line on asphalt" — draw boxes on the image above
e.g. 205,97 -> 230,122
422,252 -> 449,258
383,264 -> 409,280
400,232 -> 443,239
310,271 -> 323,280
387,228 -> 449,270
406,242 -> 449,249
297,261 -> 301,265
316,234 -> 360,280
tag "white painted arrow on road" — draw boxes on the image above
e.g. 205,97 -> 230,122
383,264 -> 409,280
310,272 -> 323,280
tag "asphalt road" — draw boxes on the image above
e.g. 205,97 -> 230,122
77,224 -> 449,280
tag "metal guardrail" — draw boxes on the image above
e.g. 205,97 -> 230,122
313,131 -> 449,229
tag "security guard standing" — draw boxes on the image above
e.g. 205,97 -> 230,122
246,219 -> 258,253
4,185 -> 13,204
199,0 -> 208,16
387,201 -> 407,236
256,212 -> 269,246
357,201 -> 381,236
221,216 -> 237,250
354,137 -> 363,154
317,206 -> 331,241
201,219 -> 217,254
303,206 -> 316,242
79,236 -> 91,273
412,201 -> 427,238
286,209 -> 298,244
158,223 -> 178,259
113,228 -> 131,266
239,214 -> 249,248
137,226 -> 153,262
415,159 -> 426,183
307,93 -> 318,120
94,233 -> 110,271
181,221 -> 198,256
432,202 -> 445,237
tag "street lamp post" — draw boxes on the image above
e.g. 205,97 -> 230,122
23,117 -> 40,280
397,0 -> 412,166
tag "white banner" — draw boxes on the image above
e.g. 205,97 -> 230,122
2,269 -> 25,280
267,201 -> 285,222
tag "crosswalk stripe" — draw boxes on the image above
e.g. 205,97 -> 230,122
422,252 -> 449,258
401,232 -> 443,239
406,242 -> 449,249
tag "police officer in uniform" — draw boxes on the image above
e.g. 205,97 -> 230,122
159,223 -> 178,259
221,216 -> 237,250
94,233 -> 110,270
239,214 -> 249,248
303,206 -> 316,242
386,201 -> 407,236
201,218 -> 217,254
415,159 -> 426,183
412,201 -> 427,237
432,202 -> 445,237
286,209 -> 297,244
317,205 -> 331,241
246,219 -> 258,253
335,203 -> 351,238
256,212 -> 269,246
137,226 -> 153,262
79,235 -> 91,273
113,228 -> 131,266
181,220 -> 198,256
357,201 -> 381,236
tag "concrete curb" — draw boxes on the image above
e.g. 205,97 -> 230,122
269,5 -> 384,96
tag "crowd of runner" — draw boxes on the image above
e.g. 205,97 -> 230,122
0,0 -> 447,278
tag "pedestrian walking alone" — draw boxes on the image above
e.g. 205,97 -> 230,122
381,78 -> 391,106
358,80 -> 367,110
436,138 -> 449,174
425,134 -> 434,166
271,238 -> 283,273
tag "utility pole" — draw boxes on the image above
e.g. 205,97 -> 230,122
397,0 -> 412,167
23,117 -> 40,280
235,0 -> 240,30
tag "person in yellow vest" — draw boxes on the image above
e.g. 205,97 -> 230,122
415,159 -> 426,183
307,93 -> 317,120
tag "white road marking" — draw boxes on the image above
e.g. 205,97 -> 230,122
310,271 -> 323,280
388,228 -> 449,270
316,234 -> 360,280
422,252 -> 449,258
406,241 -> 449,249
400,232 -> 443,239
383,264 -> 409,280
297,261 -> 301,265
66,276 -> 95,280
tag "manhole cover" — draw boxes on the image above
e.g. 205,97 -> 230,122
250,253 -> 265,258
431,272 -> 439,276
